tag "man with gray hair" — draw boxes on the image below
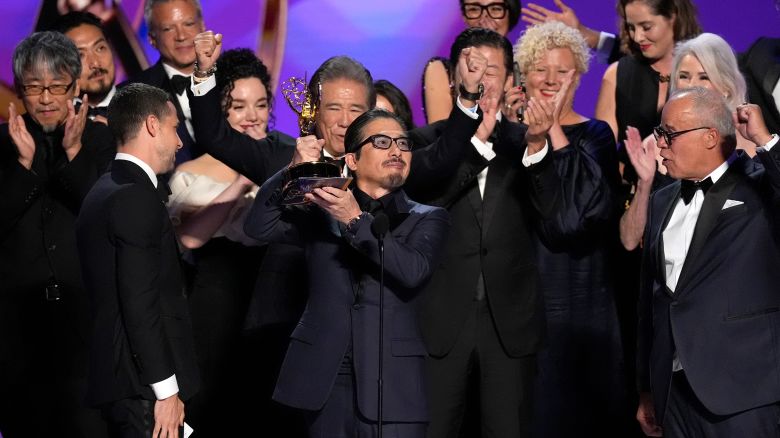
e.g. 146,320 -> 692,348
0,30 -> 114,437
130,0 -> 205,164
635,86 -> 780,437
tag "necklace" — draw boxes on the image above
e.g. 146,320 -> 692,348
658,73 -> 671,83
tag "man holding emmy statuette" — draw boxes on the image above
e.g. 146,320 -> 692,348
244,105 -> 450,437
188,31 -> 493,202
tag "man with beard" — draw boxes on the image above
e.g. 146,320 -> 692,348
0,31 -> 114,437
52,11 -> 117,124
76,83 -> 200,438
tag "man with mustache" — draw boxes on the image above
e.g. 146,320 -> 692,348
131,0 -> 206,164
244,107 -> 450,437
52,11 -> 118,124
0,31 -> 114,438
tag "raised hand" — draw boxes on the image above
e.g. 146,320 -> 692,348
292,135 -> 325,165
524,97 -> 554,155
551,70 -> 575,126
456,47 -> 488,106
8,102 -> 35,170
62,94 -> 89,161
521,0 -> 580,29
193,31 -> 223,74
624,126 -> 657,185
502,85 -> 527,123
476,95 -> 499,143
734,103 -> 773,147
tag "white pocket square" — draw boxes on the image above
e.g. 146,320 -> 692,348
722,199 -> 744,210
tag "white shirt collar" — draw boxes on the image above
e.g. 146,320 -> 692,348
95,85 -> 116,108
701,152 -> 735,185
161,63 -> 191,80
115,152 -> 158,188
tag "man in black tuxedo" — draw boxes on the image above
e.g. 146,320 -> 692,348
52,11 -> 118,124
130,0 -> 205,164
0,31 -> 114,438
739,37 -> 780,135
413,28 -> 560,438
635,87 -> 780,437
76,83 -> 200,438
245,107 -> 450,437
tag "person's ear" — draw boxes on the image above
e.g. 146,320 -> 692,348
345,152 -> 358,171
145,115 -> 160,137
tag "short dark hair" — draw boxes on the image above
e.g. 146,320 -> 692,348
216,48 -> 275,129
344,108 -> 406,156
49,11 -> 105,35
308,56 -> 376,110
458,0 -> 522,32
449,27 -> 513,75
108,83 -> 174,145
618,0 -> 701,57
374,79 -> 415,130
12,31 -> 81,97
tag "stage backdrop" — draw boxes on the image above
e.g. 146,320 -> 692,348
1,0 -> 778,135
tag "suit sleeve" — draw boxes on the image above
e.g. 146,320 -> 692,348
0,156 -> 44,240
636,191 -> 656,392
243,169 -> 303,246
404,105 -> 482,201
188,85 -> 277,185
534,122 -> 620,250
341,207 -> 451,289
111,186 -> 175,385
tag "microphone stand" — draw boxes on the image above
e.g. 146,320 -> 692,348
371,213 -> 389,438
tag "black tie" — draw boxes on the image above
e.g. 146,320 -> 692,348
365,199 -> 384,215
170,75 -> 190,95
680,177 -> 713,205
87,106 -> 108,119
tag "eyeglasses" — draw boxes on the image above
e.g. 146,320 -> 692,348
357,134 -> 412,152
21,82 -> 75,96
653,125 -> 711,145
462,2 -> 508,19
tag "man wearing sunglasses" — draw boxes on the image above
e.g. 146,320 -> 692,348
244,108 -> 450,437
636,87 -> 780,437
0,31 -> 114,437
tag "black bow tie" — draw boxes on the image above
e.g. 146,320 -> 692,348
157,181 -> 171,203
87,106 -> 108,119
680,177 -> 713,205
170,74 -> 190,95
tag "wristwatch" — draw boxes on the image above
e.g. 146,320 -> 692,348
458,83 -> 484,101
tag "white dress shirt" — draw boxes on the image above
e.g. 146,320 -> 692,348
162,63 -> 195,140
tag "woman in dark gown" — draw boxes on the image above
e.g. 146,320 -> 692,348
514,21 -> 629,437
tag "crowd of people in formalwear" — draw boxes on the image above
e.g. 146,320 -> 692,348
1,0 -> 780,437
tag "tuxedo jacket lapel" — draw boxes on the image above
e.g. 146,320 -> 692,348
675,169 -> 739,294
466,179 -> 483,226
481,156 -> 511,238
655,182 -> 681,296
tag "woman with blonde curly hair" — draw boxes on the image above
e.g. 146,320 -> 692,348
515,21 -> 630,438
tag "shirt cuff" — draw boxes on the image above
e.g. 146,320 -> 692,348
150,374 -> 179,400
521,141 -> 549,167
758,133 -> 780,151
191,75 -> 216,96
470,136 -> 496,161
596,32 -> 617,64
456,96 -> 479,120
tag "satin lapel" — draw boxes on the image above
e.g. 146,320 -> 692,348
466,179 -> 483,226
481,156 -> 511,238
675,169 -> 739,294
655,182 -> 681,296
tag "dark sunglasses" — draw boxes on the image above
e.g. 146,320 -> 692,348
357,134 -> 412,152
653,125 -> 711,145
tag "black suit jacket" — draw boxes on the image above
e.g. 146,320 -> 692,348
417,121 -> 562,358
246,171 -> 450,421
739,37 -> 780,135
76,159 -> 199,407
127,60 -> 200,163
638,149 -> 780,421
0,115 -> 114,372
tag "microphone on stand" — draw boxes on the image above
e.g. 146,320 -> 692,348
370,212 -> 389,438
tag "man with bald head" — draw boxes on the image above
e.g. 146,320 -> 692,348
635,87 -> 780,437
